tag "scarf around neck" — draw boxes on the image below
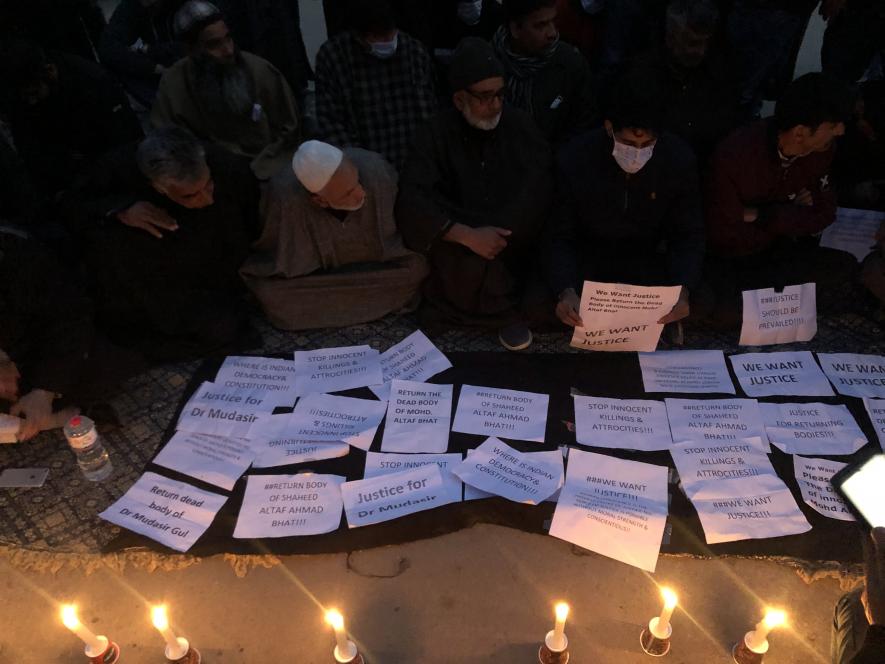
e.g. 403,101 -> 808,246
492,25 -> 559,114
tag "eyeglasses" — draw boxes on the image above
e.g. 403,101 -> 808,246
465,87 -> 506,104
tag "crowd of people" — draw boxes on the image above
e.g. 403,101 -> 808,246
1,1 -> 885,659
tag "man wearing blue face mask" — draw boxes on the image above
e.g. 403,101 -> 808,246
547,65 -> 704,329
315,0 -> 438,171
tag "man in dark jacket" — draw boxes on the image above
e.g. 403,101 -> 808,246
397,37 -> 553,350
2,40 -> 143,198
548,65 -> 703,329
705,72 -> 856,318
64,128 -> 259,362
493,0 -> 597,145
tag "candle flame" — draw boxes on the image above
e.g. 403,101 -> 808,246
555,602 -> 570,621
151,605 -> 169,631
763,609 -> 787,629
661,587 -> 678,610
61,604 -> 80,629
325,609 -> 345,631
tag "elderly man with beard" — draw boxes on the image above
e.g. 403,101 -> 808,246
396,38 -> 553,350
151,0 -> 301,180
492,0 -> 597,145
240,141 -> 428,329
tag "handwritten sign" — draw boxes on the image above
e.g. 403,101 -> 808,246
364,452 -> 462,504
249,414 -> 350,468
760,402 -> 867,455
573,396 -> 672,451
687,475 -> 811,544
793,456 -> 854,521
214,356 -> 298,407
638,350 -> 735,394
341,465 -> 455,528
729,351 -> 834,397
665,398 -> 769,451
864,398 -> 885,450
369,331 -> 452,401
818,353 -> 885,398
285,393 -> 386,451
153,431 -> 255,490
820,207 -> 884,262
233,473 -> 345,538
549,450 -> 669,572
571,282 -> 681,352
293,345 -> 383,395
739,283 -> 817,346
381,380 -> 452,453
451,437 -> 562,504
99,473 -> 227,552
452,385 -> 549,442
670,438 -> 776,497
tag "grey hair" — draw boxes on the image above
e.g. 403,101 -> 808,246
666,0 -> 719,36
136,127 -> 207,185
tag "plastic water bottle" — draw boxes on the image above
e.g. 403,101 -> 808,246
63,415 -> 113,481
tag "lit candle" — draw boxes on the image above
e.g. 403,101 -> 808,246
60,605 -> 107,654
325,609 -> 357,661
552,602 -> 569,647
151,605 -> 188,659
746,609 -> 786,650
657,588 -> 678,633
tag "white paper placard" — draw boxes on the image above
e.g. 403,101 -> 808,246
153,431 -> 255,490
214,356 -> 299,407
184,380 -> 277,414
233,473 -> 345,538
451,437 -> 562,504
739,283 -> 817,346
285,393 -> 387,450
462,448 -> 562,503
571,282 -> 681,352
175,400 -> 269,439
364,452 -> 462,504
665,398 -> 769,451
99,472 -> 227,552
818,353 -> 885,398
638,350 -> 736,394
793,456 -> 855,521
687,474 -> 811,544
452,385 -> 549,442
729,351 -> 834,397
549,450 -> 669,572
864,398 -> 885,450
248,414 -> 350,468
671,438 -> 776,497
293,345 -> 383,395
341,465 -> 455,528
820,207 -> 884,262
369,331 -> 452,401
381,381 -> 452,453
573,396 -> 672,451
760,402 -> 867,455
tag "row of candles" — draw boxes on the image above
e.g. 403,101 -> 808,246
59,587 -> 788,663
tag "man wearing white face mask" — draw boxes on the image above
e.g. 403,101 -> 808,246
548,65 -> 704,329
240,140 -> 428,330
315,0 -> 437,171
397,38 -> 553,350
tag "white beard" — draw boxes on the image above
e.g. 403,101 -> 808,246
461,104 -> 502,131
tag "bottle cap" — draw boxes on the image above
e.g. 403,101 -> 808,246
69,416 -> 82,427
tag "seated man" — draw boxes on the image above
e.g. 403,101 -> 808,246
315,0 -> 438,170
2,39 -> 142,198
493,0 -> 597,145
0,230 -> 143,441
705,72 -> 857,320
151,0 -> 301,180
549,66 -> 703,329
397,37 -> 553,350
65,128 -> 259,362
240,140 -> 428,330
833,80 -> 885,211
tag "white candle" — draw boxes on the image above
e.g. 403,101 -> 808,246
553,603 -> 569,645
657,588 -> 678,632
326,609 -> 351,655
60,605 -> 107,653
747,609 -> 786,650
152,605 -> 188,659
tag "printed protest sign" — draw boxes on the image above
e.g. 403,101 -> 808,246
638,350 -> 735,394
793,457 -> 854,521
452,385 -> 549,442
381,381 -> 452,453
665,398 -> 769,451
153,431 -> 255,490
249,414 -> 350,468
364,452 -> 462,504
739,283 -> 817,346
760,403 -> 867,455
573,396 -> 672,451
293,345 -> 383,395
729,351 -> 834,397
818,353 -> 885,398
369,331 -> 452,401
341,465 -> 455,528
820,207 -> 884,262
214,356 -> 298,407
670,438 -> 776,497
285,393 -> 386,451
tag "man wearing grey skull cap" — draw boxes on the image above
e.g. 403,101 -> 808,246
396,37 -> 553,350
151,0 -> 301,180
240,141 -> 428,330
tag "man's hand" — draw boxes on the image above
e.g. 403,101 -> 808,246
658,287 -> 690,324
10,389 -> 56,442
445,223 -> 511,260
0,359 -> 20,402
117,201 -> 178,239
555,288 -> 584,327
794,188 -> 814,207
743,207 -> 759,223
820,0 -> 847,21
863,527 -> 885,626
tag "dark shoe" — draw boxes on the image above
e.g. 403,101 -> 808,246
498,322 -> 533,351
